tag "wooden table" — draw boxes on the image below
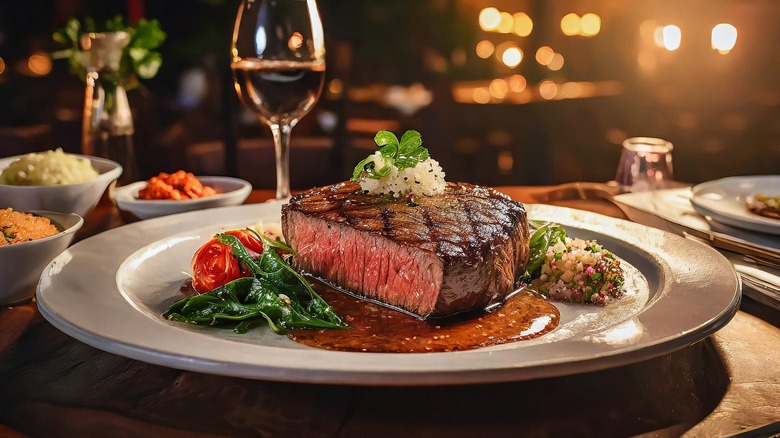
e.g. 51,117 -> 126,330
1,184 -> 778,437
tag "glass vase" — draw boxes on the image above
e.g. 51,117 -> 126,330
81,31 -> 137,184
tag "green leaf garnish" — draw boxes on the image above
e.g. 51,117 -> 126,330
350,130 -> 429,181
522,221 -> 568,281
164,231 -> 348,334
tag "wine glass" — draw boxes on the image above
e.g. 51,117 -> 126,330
231,0 -> 326,200
614,137 -> 674,192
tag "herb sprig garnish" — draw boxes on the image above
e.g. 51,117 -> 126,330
350,130 -> 429,181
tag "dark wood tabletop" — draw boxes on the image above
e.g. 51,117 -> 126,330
1,183 -> 778,437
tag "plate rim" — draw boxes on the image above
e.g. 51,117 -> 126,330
36,202 -> 741,386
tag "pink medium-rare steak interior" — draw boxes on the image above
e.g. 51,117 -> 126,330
283,210 -> 444,316
281,181 -> 530,319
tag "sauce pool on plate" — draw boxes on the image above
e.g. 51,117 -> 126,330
289,283 -> 560,353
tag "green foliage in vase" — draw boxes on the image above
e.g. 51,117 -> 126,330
51,15 -> 166,90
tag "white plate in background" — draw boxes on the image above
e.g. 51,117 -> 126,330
691,175 -> 780,236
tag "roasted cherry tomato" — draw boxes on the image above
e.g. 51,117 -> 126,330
190,229 -> 265,293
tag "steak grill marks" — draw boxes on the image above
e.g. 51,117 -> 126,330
281,181 -> 530,318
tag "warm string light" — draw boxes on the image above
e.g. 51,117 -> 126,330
497,12 -> 514,33
501,46 -> 523,68
479,8 -> 591,72
470,7 -> 742,108
493,41 -> 523,68
513,13 -> 533,37
560,13 -> 580,36
478,7 -> 501,31
652,24 -> 680,51
712,23 -> 737,54
479,7 -> 534,37
560,13 -> 601,37
648,23 -> 737,54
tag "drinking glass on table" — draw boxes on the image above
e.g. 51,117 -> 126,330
615,137 -> 674,192
231,0 -> 326,200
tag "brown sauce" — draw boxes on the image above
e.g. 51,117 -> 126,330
289,283 -> 560,353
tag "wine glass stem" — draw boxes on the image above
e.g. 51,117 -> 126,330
270,123 -> 292,200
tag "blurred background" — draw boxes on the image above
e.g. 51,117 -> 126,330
1,0 -> 779,189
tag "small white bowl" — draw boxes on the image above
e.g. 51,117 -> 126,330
110,176 -> 252,220
0,154 -> 123,218
0,210 -> 83,305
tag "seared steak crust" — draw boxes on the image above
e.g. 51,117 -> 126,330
281,181 -> 529,318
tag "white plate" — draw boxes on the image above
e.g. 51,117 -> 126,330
691,176 -> 780,236
110,176 -> 252,220
36,203 -> 740,386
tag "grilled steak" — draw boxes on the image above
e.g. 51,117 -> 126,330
281,181 -> 530,319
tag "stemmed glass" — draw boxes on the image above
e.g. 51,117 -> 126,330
231,0 -> 326,200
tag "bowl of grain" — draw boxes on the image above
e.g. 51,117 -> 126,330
0,208 -> 83,305
0,149 -> 122,218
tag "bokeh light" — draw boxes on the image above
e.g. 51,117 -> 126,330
489,79 -> 509,100
27,52 -> 52,76
497,150 -> 514,174
580,13 -> 601,36
497,12 -> 514,34
473,87 -> 491,104
508,74 -> 527,92
512,13 -> 533,37
547,53 -> 565,71
711,23 -> 737,54
479,7 -> 501,31
561,13 -> 580,36
0,57 -> 5,76
328,78 -> 343,96
661,25 -> 682,51
476,40 -> 495,59
535,46 -> 555,65
539,81 -> 559,100
495,41 -> 513,59
501,46 -> 523,68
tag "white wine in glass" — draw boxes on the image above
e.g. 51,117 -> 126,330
231,0 -> 326,200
